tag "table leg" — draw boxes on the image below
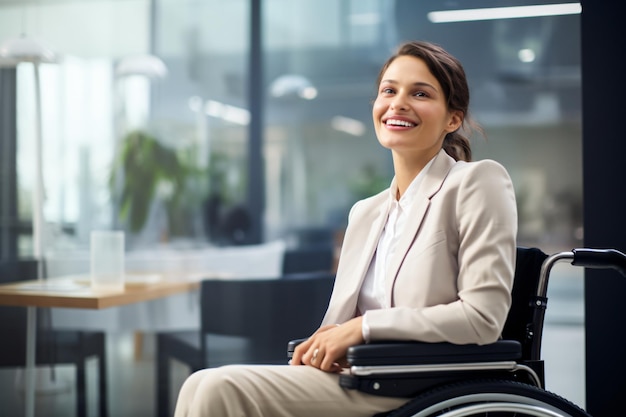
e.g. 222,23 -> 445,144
25,306 -> 36,417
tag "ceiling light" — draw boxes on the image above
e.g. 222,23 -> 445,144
518,48 -> 536,63
427,3 -> 581,23
115,54 -> 168,79
205,100 -> 251,125
270,74 -> 318,100
0,34 -> 58,66
332,116 -> 366,136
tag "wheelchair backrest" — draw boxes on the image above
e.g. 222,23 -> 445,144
501,246 -> 548,360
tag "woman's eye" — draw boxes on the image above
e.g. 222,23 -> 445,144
381,87 -> 394,94
414,91 -> 427,97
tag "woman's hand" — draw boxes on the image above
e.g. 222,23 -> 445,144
290,317 -> 364,372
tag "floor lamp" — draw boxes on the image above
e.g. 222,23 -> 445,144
0,34 -> 59,417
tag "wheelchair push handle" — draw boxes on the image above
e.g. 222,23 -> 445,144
539,247 -> 626,296
571,248 -> 626,276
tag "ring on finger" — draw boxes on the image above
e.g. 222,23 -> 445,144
311,348 -> 319,362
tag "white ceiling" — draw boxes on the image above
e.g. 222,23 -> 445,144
0,0 -> 150,58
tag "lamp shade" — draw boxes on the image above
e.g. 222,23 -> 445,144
0,34 -> 58,66
270,74 -> 318,100
115,54 -> 168,79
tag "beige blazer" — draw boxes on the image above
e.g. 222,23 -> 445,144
322,149 -> 518,345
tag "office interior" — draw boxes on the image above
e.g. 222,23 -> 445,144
2,1 -> 620,416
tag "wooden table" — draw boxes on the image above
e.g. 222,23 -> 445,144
0,276 -> 200,309
0,276 -> 200,417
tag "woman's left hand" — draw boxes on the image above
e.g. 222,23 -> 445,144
290,316 -> 364,372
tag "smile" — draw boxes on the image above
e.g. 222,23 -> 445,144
385,119 -> 416,127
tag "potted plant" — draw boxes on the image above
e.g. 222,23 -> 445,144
109,130 -> 207,238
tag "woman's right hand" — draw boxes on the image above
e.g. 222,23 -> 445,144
290,318 -> 364,372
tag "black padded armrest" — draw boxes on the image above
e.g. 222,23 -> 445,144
346,340 -> 522,366
339,341 -> 523,398
287,338 -> 308,358
288,338 -> 521,365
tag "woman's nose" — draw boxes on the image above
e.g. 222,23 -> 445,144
390,95 -> 409,111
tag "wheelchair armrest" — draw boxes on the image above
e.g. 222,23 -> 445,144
287,338 -> 308,358
346,340 -> 522,366
288,338 -> 521,364
341,340 -> 523,397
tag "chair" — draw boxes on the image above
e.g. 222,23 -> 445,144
288,247 -> 626,416
282,245 -> 335,274
155,271 -> 335,417
0,259 -> 108,417
287,226 -> 335,248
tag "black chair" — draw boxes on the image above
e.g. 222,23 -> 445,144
0,259 -> 108,417
155,271 -> 335,417
287,226 -> 335,248
282,245 -> 335,274
288,247 -> 626,416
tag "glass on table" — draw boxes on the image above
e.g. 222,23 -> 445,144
90,231 -> 125,291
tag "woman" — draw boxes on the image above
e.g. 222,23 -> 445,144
173,40 -> 517,417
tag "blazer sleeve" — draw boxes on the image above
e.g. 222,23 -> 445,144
365,160 -> 518,345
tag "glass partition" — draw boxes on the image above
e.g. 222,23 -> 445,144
0,0 -> 582,254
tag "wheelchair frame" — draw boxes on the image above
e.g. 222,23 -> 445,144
288,247 -> 626,417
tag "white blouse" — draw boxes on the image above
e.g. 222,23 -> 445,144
357,157 -> 435,341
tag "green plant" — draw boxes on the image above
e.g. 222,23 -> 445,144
109,130 -> 206,234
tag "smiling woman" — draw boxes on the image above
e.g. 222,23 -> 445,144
172,40 -> 518,417
0,2 -> 588,416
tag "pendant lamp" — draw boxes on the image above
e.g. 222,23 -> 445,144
115,53 -> 167,79
0,34 -> 58,65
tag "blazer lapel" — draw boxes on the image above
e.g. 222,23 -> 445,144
326,192 -> 390,322
384,150 -> 456,306
356,198 -> 390,286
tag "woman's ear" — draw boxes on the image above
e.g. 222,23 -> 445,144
446,111 -> 463,132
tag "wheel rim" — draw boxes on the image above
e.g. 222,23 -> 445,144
434,401 -> 570,417
413,392 -> 578,417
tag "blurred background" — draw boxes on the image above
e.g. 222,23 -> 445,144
0,0 -> 583,254
0,0 -> 586,416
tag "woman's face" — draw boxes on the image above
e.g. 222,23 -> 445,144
372,55 -> 461,158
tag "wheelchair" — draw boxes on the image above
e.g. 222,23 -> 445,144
288,247 -> 626,416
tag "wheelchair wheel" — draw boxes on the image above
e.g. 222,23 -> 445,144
386,379 -> 590,417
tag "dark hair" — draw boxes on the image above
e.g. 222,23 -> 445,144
376,41 -> 483,162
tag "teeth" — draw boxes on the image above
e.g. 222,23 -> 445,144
386,119 -> 415,127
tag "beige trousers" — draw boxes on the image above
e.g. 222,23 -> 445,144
173,364 -> 409,417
